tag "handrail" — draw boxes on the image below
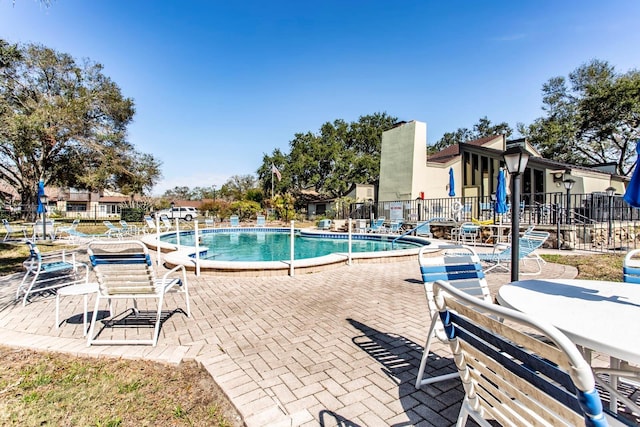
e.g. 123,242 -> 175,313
391,217 -> 449,249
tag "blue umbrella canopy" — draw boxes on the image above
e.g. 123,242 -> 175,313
624,141 -> 640,208
495,169 -> 508,214
448,167 -> 455,197
36,180 -> 46,214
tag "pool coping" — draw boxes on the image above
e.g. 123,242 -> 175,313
140,227 -> 435,276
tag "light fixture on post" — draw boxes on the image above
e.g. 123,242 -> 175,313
503,145 -> 530,282
39,193 -> 48,241
170,201 -> 175,219
605,186 -> 616,247
563,179 -> 575,225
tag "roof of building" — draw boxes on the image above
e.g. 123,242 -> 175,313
428,135 -> 504,164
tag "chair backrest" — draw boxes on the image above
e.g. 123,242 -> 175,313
204,218 -> 214,227
418,245 -> 491,321
230,215 -> 240,227
144,216 -> 156,228
103,220 -> 118,230
256,215 -> 266,227
88,240 -> 156,295
3,219 -> 12,231
624,249 -> 640,284
432,280 -> 606,426
160,215 -> 172,227
519,231 -> 550,255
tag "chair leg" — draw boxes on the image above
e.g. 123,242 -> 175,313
87,296 -> 102,346
415,312 -> 460,388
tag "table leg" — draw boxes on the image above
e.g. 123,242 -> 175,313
610,357 -> 620,412
83,293 -> 88,336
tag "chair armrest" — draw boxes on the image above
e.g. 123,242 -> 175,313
159,264 -> 188,291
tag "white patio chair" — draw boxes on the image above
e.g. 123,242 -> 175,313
415,245 -> 492,388
119,220 -> 138,236
160,215 -> 175,231
432,279 -> 608,426
256,215 -> 266,227
86,240 -> 190,346
17,241 -> 89,306
2,219 -> 28,241
229,215 -> 240,228
33,219 -> 56,240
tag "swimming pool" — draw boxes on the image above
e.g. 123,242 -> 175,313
146,227 -> 433,276
160,228 -> 421,262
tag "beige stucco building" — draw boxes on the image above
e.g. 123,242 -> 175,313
378,120 -> 627,204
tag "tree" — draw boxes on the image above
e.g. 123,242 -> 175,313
430,117 -> 513,154
521,60 -> 640,176
258,112 -> 398,198
0,40 -> 161,213
162,186 -> 194,200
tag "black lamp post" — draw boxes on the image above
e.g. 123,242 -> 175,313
39,193 -> 48,241
170,201 -> 175,219
368,198 -> 374,227
490,192 -> 496,224
563,179 -> 575,224
416,197 -> 422,222
503,145 -> 530,282
605,186 -> 616,247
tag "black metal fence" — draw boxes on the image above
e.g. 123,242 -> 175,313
345,192 -> 640,252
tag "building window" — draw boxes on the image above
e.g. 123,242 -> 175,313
316,204 -> 327,215
66,203 -> 87,212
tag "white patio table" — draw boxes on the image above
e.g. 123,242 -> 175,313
497,279 -> 640,415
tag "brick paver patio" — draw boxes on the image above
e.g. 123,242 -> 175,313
0,247 -> 579,426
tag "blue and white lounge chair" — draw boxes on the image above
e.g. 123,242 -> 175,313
103,221 -> 123,238
367,217 -> 386,233
415,245 -> 492,388
256,215 -> 266,227
229,215 -> 240,228
17,241 -> 89,306
432,279 -> 607,426
479,231 -> 550,274
623,249 -> 640,284
2,219 -> 28,241
387,220 -> 403,233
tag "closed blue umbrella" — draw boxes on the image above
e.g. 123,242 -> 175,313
448,168 -> 455,197
624,141 -> 640,208
36,180 -> 46,214
495,169 -> 508,214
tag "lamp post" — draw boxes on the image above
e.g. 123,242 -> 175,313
605,186 -> 616,247
490,192 -> 496,224
367,198 -> 374,227
39,193 -> 48,241
170,201 -> 175,219
416,197 -> 422,222
212,185 -> 216,202
563,179 -> 575,224
503,145 -> 530,282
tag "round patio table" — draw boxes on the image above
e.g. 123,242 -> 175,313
497,279 -> 640,415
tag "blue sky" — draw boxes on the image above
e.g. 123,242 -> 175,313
2,1 -> 639,195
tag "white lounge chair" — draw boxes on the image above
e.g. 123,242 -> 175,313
86,240 -> 190,346
256,215 -> 266,227
229,215 -> 240,228
479,231 -> 550,274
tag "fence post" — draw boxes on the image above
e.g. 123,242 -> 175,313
289,220 -> 295,276
194,220 -> 200,276
348,218 -> 352,266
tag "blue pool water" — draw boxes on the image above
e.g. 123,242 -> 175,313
161,230 -> 421,262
